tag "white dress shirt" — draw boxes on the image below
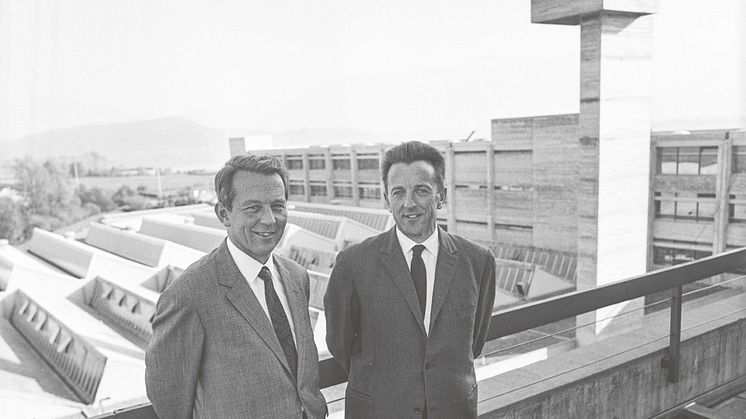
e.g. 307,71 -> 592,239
395,227 -> 439,335
226,237 -> 297,344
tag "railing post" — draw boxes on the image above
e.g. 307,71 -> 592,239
664,285 -> 682,383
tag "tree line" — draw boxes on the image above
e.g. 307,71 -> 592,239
0,157 -> 201,244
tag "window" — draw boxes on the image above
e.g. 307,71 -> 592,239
309,183 -> 327,197
699,147 -> 718,174
655,192 -> 676,218
657,148 -> 678,174
308,158 -> 325,170
286,159 -> 303,170
733,146 -> 746,173
653,246 -> 711,266
358,184 -> 380,200
357,158 -> 379,170
289,183 -> 305,196
677,147 -> 699,174
656,146 -> 720,175
654,192 -> 715,222
333,184 -> 353,198
729,194 -> 746,222
332,159 -> 351,170
696,193 -> 716,220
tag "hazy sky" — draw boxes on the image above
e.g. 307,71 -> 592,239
0,0 -> 743,143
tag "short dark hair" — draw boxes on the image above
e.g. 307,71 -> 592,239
381,141 -> 445,193
214,155 -> 289,210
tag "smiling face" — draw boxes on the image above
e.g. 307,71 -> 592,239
384,160 -> 445,243
214,170 -> 287,264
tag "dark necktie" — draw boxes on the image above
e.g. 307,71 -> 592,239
258,266 -> 298,377
411,245 -> 427,318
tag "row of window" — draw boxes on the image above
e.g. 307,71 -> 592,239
657,146 -> 746,175
654,193 -> 716,222
657,147 -> 718,175
654,192 -> 746,222
288,183 -> 381,199
653,246 -> 712,266
285,157 -> 379,171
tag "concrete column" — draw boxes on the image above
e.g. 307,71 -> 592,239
486,143 -> 496,243
714,134 -> 733,255
379,147 -> 387,208
350,149 -> 360,206
302,151 -> 310,202
532,0 -> 658,344
646,142 -> 657,272
446,143 -> 456,233
325,147 -> 334,201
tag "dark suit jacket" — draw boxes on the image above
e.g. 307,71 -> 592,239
324,227 -> 496,419
145,241 -> 327,419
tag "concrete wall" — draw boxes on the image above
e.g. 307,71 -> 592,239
478,294 -> 746,418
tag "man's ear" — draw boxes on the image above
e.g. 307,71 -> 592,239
214,203 -> 230,227
437,187 -> 447,209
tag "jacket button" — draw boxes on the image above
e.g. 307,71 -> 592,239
415,407 -> 422,414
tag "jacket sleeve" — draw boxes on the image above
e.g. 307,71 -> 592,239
323,251 -> 359,374
472,249 -> 496,358
145,283 -> 204,419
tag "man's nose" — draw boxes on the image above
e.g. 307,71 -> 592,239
403,192 -> 417,208
259,205 -> 276,224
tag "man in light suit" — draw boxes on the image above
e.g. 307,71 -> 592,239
324,141 -> 496,419
145,155 -> 326,419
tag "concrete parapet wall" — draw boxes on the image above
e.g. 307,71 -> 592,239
10,290 -> 107,404
191,212 -> 224,230
29,228 -> 96,278
85,223 -> 167,267
478,293 -> 746,418
28,228 -> 159,282
139,217 -> 225,253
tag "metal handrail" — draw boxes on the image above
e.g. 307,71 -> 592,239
92,247 -> 746,418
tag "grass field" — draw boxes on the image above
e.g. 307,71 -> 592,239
78,174 -> 216,193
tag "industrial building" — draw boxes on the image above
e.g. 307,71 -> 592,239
235,122 -> 746,273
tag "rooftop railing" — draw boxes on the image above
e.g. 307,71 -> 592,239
91,247 -> 746,418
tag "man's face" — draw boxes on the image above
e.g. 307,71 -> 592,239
384,160 -> 444,243
215,171 -> 287,264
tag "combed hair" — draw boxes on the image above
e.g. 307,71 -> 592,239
214,155 -> 289,209
380,141 -> 445,193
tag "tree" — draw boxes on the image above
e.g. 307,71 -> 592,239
78,185 -> 117,212
112,184 -> 149,211
9,156 -> 101,242
0,198 -> 25,244
14,157 -> 80,220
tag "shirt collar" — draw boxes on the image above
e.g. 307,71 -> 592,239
395,227 -> 439,256
226,236 -> 275,284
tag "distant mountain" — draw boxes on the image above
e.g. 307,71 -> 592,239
0,118 -> 391,170
0,117 -> 227,170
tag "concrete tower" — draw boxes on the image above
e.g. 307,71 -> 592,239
531,0 -> 659,343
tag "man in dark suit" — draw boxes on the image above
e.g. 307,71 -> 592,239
145,155 -> 326,419
324,141 -> 496,419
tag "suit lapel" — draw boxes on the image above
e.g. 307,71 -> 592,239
429,228 -> 459,331
215,242 -> 292,376
274,256 -> 306,385
380,228 -> 427,336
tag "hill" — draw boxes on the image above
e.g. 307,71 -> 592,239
0,118 -> 388,170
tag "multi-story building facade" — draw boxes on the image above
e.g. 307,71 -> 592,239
237,117 -> 745,271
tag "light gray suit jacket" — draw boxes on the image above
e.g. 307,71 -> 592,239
145,241 -> 326,419
324,227 -> 496,419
